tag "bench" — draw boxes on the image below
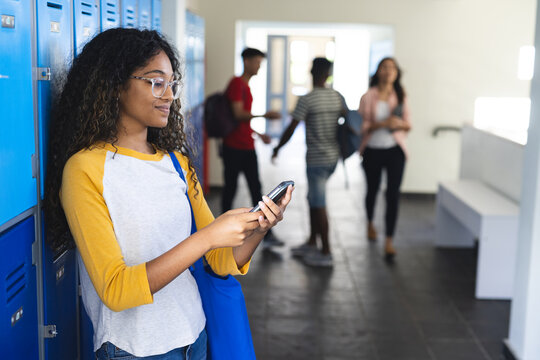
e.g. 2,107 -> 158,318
436,180 -> 519,299
434,125 -> 524,300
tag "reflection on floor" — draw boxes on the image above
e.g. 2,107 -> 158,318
204,124 -> 509,360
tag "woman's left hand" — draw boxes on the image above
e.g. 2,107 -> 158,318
253,185 -> 294,233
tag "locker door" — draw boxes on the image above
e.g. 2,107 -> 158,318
120,0 -> 137,28
36,2 -> 79,359
151,0 -> 160,31
138,0 -> 150,29
36,0 -> 72,198
42,237 -> 78,360
100,0 -> 120,31
184,11 -> 205,186
0,216 -> 39,360
0,0 -> 37,226
73,0 -> 99,56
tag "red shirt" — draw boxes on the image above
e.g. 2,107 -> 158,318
223,77 -> 254,150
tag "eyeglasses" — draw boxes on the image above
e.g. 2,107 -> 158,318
130,75 -> 181,99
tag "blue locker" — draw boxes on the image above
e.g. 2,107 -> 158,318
100,0 -> 120,31
36,0 -> 72,198
0,216 -> 39,360
73,0 -> 99,55
41,240 -> 78,360
138,0 -> 150,29
151,0 -> 160,31
0,0 -> 37,226
36,3 -> 79,359
120,0 -> 137,28
184,11 -> 205,186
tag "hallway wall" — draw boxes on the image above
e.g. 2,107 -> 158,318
194,0 -> 536,193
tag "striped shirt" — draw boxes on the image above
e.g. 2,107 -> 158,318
291,87 -> 344,166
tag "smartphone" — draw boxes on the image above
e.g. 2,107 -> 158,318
250,180 -> 294,212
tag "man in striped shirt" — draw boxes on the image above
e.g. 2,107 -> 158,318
272,58 -> 346,267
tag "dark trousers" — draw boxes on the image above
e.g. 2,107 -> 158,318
361,146 -> 406,237
221,145 -> 262,212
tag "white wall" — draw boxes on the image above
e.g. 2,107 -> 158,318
198,0 -> 536,192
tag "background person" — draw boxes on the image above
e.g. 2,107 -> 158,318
272,58 -> 346,267
221,47 -> 284,248
358,57 -> 411,261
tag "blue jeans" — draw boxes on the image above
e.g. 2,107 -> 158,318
95,328 -> 207,360
306,163 -> 337,208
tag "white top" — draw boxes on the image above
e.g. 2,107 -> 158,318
75,149 -> 205,356
367,100 -> 397,149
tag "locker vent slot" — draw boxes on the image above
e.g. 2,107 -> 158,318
6,263 -> 26,303
82,11 -> 92,16
47,2 -> 63,9
81,2 -> 93,8
107,10 -> 116,15
107,17 -> 116,22
107,2 -> 116,7
127,9 -> 134,14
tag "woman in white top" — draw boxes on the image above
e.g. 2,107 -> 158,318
358,57 -> 411,261
45,28 -> 293,359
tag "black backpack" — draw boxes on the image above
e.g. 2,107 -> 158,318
203,92 -> 237,138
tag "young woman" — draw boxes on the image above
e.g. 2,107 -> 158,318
44,28 -> 293,359
358,57 -> 411,261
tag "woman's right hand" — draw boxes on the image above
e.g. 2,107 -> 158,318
202,209 -> 261,249
387,115 -> 403,130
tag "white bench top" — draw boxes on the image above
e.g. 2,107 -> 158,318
439,180 -> 519,217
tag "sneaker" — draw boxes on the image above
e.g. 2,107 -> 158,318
291,243 -> 318,257
303,251 -> 333,267
263,233 -> 285,249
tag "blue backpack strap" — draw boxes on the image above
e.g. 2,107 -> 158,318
169,152 -> 197,235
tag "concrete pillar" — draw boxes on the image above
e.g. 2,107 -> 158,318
506,2 -> 540,358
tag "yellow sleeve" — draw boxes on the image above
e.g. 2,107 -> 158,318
60,150 -> 153,312
176,152 -> 250,276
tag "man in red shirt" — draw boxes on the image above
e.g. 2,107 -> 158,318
222,48 -> 283,247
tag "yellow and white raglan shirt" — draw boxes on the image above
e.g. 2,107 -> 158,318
60,142 -> 250,357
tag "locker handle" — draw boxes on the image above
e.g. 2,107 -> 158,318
46,2 -> 63,9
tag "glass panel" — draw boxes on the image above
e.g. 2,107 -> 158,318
270,37 -> 285,94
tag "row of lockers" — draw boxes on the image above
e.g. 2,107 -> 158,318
1,0 -> 162,359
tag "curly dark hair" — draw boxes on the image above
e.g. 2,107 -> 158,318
44,28 -> 198,252
369,57 -> 406,104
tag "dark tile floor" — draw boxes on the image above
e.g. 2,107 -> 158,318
204,125 -> 510,360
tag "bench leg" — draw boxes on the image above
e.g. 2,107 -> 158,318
475,218 -> 519,299
435,204 -> 475,247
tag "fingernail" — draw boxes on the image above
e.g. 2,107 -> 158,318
259,201 -> 265,208
262,195 -> 269,203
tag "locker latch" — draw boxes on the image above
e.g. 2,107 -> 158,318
32,240 -> 39,266
31,153 -> 38,179
43,324 -> 58,338
36,67 -> 51,81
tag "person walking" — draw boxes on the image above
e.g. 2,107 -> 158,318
272,58 -> 346,267
358,57 -> 411,261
